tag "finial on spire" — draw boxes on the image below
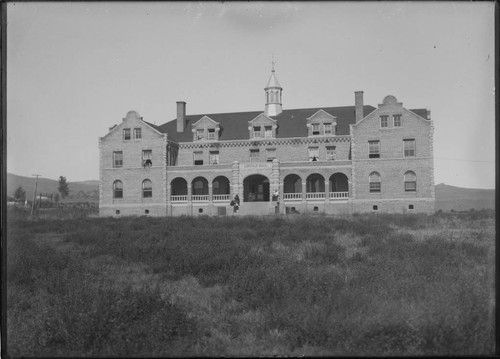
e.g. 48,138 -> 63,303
271,54 -> 275,72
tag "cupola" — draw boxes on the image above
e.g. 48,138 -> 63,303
264,61 -> 283,117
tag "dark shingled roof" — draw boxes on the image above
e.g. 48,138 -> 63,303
147,105 -> 428,143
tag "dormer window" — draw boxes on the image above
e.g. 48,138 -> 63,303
312,124 -> 320,135
248,114 -> 277,140
192,116 -> 220,142
307,110 -> 337,137
264,126 -> 273,138
196,129 -> 204,140
253,126 -> 262,138
207,128 -> 216,140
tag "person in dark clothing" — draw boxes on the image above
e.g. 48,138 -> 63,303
232,194 -> 240,214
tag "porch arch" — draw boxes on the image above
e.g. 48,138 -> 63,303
192,176 -> 209,195
243,174 -> 270,202
170,177 -> 187,195
306,173 -> 325,193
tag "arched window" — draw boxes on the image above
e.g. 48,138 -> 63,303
113,180 -> 123,199
306,173 -> 325,193
284,174 -> 302,193
142,179 -> 152,198
404,171 -> 417,192
369,172 -> 381,193
192,177 -> 209,195
212,176 -> 230,195
171,178 -> 187,195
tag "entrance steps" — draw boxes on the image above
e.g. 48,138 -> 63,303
236,202 -> 276,216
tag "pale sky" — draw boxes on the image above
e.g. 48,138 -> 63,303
6,1 -> 496,189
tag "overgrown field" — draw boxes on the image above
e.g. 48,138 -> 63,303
6,209 -> 496,357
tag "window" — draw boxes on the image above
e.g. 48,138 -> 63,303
408,204 -> 414,210
308,147 -> 319,161
404,139 -> 415,157
142,179 -> 152,198
209,150 -> 219,165
326,146 -> 336,161
373,205 -> 378,211
380,115 -> 389,128
369,172 -> 381,193
123,128 -> 131,140
369,140 -> 380,158
113,151 -> 123,168
264,126 -> 273,138
324,123 -> 332,135
193,151 -> 203,165
207,128 -> 216,140
196,129 -> 204,141
113,180 -> 123,198
404,171 -> 417,192
393,115 -> 402,127
250,149 -> 260,162
145,209 -> 149,214
312,123 -> 320,135
253,126 -> 262,138
142,150 -> 152,167
133,128 -> 142,139
266,148 -> 276,162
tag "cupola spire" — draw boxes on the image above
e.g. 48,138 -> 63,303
264,57 -> 283,116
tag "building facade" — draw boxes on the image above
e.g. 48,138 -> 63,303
99,67 -> 434,217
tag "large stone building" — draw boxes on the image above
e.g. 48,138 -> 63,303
99,66 -> 434,217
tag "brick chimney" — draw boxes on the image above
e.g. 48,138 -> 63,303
355,91 -> 364,123
176,101 -> 186,132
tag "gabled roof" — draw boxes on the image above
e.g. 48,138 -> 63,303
147,105 -> 428,143
148,105 -> 379,142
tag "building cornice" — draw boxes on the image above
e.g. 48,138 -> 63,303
178,135 -> 351,150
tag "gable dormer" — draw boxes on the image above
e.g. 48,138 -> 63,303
248,113 -> 277,139
191,116 -> 221,141
306,109 -> 337,137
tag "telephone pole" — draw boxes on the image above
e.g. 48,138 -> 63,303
31,174 -> 41,216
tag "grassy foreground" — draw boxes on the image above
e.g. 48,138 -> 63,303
6,209 -> 496,357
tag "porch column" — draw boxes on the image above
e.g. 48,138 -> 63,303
324,180 -> 330,204
232,161 -> 240,198
301,181 -> 307,212
208,183 -> 213,202
187,181 -> 192,215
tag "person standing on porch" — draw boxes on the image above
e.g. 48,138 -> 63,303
231,194 -> 240,214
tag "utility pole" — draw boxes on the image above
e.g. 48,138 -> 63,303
31,174 -> 41,216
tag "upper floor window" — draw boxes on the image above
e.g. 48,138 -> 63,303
253,126 -> 262,138
266,148 -> 276,162
113,151 -> 123,168
113,180 -> 123,198
207,128 -> 216,140
142,179 -> 152,198
326,146 -> 336,161
123,128 -> 131,140
133,128 -> 142,139
264,126 -> 273,138
404,171 -> 417,192
312,123 -> 320,135
250,149 -> 260,162
209,150 -> 219,165
308,147 -> 319,162
404,139 -> 416,157
193,151 -> 203,165
142,150 -> 152,167
196,129 -> 204,141
393,115 -> 402,127
324,123 -> 332,135
369,172 -> 381,193
369,140 -> 380,158
380,115 -> 389,128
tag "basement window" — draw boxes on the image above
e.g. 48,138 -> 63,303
372,205 -> 378,211
145,209 -> 149,214
408,204 -> 414,210
116,210 -> 120,215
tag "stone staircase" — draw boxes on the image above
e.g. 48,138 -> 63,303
235,201 -> 276,216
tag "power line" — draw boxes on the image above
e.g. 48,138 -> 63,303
434,157 -> 495,163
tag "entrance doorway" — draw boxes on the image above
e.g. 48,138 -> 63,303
243,174 -> 270,202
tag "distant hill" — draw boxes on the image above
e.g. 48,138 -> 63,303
434,183 -> 495,211
7,173 -> 98,200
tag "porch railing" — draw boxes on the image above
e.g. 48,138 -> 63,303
306,192 -> 325,199
213,194 -> 231,201
329,191 -> 349,199
192,195 -> 209,201
171,195 -> 188,202
283,193 -> 302,200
